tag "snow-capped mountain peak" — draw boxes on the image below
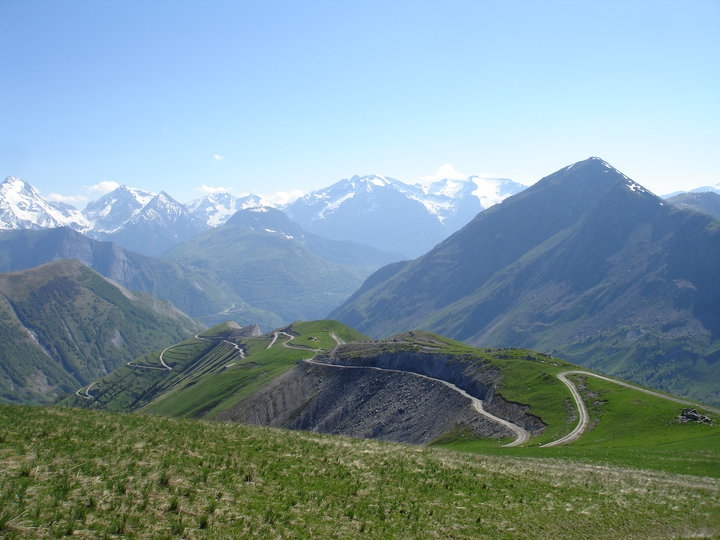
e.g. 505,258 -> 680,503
135,191 -> 188,223
83,185 -> 156,233
0,176 -> 89,231
346,174 -> 396,192
690,182 -> 720,195
188,192 -> 265,227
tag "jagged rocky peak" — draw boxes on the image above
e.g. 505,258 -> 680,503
0,176 -> 89,231
83,185 -> 156,232
347,174 -> 396,191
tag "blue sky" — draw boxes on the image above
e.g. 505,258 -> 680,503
2,0 -> 718,205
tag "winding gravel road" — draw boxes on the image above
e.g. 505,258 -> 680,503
267,331 -> 530,447
305,357 -> 531,447
541,370 -> 720,447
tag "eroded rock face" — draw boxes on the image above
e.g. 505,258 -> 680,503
216,346 -> 545,444
217,361 -> 514,444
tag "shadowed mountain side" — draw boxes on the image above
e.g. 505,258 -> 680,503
330,158 -> 720,406
215,360 -> 515,444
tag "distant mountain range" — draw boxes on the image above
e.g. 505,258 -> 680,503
2,163 -> 718,407
665,191 -> 720,221
331,157 -> 720,406
285,174 -> 526,257
0,173 -> 526,257
4,172 -> 715,259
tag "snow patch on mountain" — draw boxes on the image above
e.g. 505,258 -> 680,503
0,176 -> 89,230
188,192 -> 265,227
84,185 -> 156,233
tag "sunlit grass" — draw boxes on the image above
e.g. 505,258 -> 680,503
1,404 -> 718,539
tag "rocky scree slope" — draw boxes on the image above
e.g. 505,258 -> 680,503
217,333 -> 544,444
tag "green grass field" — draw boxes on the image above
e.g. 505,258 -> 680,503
437,372 -> 720,478
45,323 -> 720,537
1,404 -> 718,539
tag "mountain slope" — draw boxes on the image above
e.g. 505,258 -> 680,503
0,260 -> 203,404
0,227 -> 243,325
331,157 -> 720,406
162,207 -> 392,328
666,191 -> 720,221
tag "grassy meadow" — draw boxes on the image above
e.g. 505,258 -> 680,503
1,404 -> 719,539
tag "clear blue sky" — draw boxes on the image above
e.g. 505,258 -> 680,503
2,0 -> 718,205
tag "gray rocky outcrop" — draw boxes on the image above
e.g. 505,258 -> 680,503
216,360 -> 515,444
216,340 -> 545,444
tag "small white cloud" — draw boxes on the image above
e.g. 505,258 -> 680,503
47,193 -> 88,205
212,154 -> 224,162
420,163 -> 468,183
85,180 -> 120,194
261,189 -> 304,206
196,184 -> 233,194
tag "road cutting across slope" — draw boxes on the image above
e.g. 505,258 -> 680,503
541,370 -> 720,447
303,357 -> 530,447
265,331 -> 530,446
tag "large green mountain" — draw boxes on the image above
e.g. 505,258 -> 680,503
0,227 -> 243,325
162,207 -> 396,329
330,157 -> 720,406
0,259 -> 203,404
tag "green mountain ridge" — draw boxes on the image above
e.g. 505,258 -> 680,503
0,259 -> 203,404
64,319 -> 718,456
161,208 -> 394,328
32,318 -> 720,537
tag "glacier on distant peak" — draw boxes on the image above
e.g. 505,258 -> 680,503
0,176 -> 89,231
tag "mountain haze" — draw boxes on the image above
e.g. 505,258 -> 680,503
162,207 -> 392,329
284,174 -> 526,257
0,227 -> 242,324
331,157 -> 720,406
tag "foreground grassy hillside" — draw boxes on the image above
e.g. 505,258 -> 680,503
1,404 -> 718,539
